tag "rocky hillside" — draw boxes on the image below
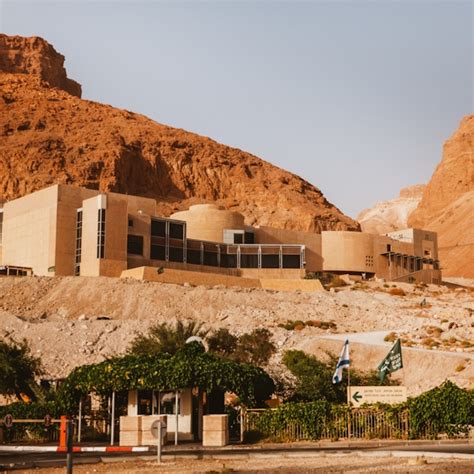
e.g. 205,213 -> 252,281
0,275 -> 472,394
357,185 -> 425,234
0,34 -> 358,233
409,116 -> 474,278
0,34 -> 81,98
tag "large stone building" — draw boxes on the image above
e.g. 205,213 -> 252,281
0,184 -> 441,284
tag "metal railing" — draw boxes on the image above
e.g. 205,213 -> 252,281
243,408 -> 467,442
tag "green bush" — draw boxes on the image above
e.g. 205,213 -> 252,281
282,350 -> 398,404
407,380 -> 474,439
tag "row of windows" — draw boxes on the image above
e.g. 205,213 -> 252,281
74,210 -> 83,276
97,209 -> 106,259
147,242 -> 302,269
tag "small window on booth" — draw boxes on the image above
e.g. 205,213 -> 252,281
233,233 -> 244,244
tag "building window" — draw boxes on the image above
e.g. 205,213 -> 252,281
75,210 -> 83,275
244,231 -> 255,244
127,235 -> 144,255
150,244 -> 166,260
151,219 -> 166,237
128,218 -> 133,227
169,222 -> 184,240
233,233 -> 244,244
386,244 -> 392,252
97,209 -> 106,259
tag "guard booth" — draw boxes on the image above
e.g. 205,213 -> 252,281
119,388 -> 227,446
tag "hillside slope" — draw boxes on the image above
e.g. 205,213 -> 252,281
0,34 -> 358,232
357,185 -> 425,234
409,116 -> 474,277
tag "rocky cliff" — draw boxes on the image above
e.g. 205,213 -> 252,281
0,35 -> 358,233
408,116 -> 474,278
357,184 -> 425,235
0,34 -> 81,97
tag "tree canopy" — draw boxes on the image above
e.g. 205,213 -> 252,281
58,342 -> 275,412
0,338 -> 42,401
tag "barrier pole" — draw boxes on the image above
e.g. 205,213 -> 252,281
77,399 -> 82,443
110,391 -> 116,446
175,391 -> 179,445
66,419 -> 74,474
59,415 -> 67,449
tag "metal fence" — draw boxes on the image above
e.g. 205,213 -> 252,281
244,408 -> 462,442
0,414 -> 110,444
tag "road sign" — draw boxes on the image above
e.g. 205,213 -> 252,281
347,386 -> 407,407
3,414 -> 13,428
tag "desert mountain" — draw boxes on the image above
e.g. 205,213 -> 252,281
357,184 -> 425,235
408,116 -> 474,278
0,34 -> 359,233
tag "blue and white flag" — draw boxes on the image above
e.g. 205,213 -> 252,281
332,339 -> 350,384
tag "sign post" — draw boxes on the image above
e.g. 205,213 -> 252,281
151,417 -> 167,464
347,386 -> 407,407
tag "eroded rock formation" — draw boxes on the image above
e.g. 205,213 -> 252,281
358,184 -> 425,235
408,116 -> 474,277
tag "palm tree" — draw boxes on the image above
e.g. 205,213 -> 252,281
0,338 -> 42,401
129,320 -> 208,355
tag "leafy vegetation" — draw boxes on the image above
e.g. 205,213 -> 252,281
282,350 -> 398,404
207,328 -> 276,366
0,338 -> 42,401
128,320 -> 208,355
58,342 -> 274,412
278,320 -> 337,331
407,380 -> 474,439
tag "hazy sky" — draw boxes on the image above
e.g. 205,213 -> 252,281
1,1 -> 472,218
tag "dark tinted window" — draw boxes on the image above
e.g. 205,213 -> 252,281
262,254 -> 280,268
169,223 -> 184,240
150,244 -> 166,260
169,247 -> 184,262
187,249 -> 201,265
282,254 -> 301,268
244,231 -> 255,244
127,235 -> 144,255
240,254 -> 258,268
233,233 -> 244,244
151,219 -> 166,237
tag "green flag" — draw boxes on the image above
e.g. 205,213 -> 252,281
378,339 -> 403,381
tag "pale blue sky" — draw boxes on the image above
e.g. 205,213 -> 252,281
1,1 -> 472,218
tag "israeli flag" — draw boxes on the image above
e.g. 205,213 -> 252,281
332,339 -> 350,384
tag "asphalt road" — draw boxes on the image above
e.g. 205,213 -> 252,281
1,443 -> 473,471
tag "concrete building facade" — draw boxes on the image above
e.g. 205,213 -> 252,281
0,184 -> 441,284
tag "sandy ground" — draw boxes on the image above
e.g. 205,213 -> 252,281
10,454 -> 474,473
0,276 -> 472,393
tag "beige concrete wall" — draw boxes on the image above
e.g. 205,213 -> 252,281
322,231 -> 375,274
171,204 -> 245,243
2,185 -> 59,276
122,266 -> 262,288
255,226 -> 323,272
260,278 -> 324,292
80,195 -> 102,276
239,268 -> 304,280
55,185 -> 99,275
122,266 -> 325,293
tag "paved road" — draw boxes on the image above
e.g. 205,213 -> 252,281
1,443 -> 473,470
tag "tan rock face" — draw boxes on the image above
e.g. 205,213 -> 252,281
0,35 -> 359,233
357,184 -> 425,235
0,34 -> 81,97
408,116 -> 474,278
